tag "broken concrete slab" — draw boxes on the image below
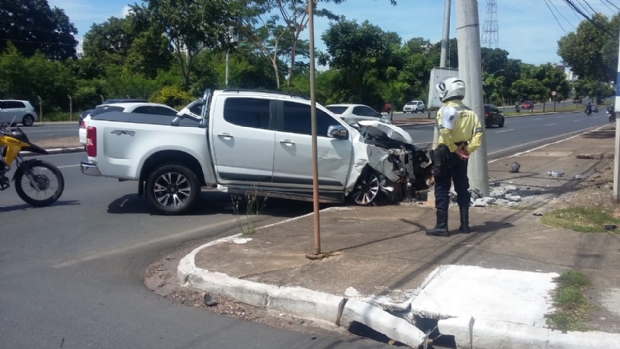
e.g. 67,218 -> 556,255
410,265 -> 558,327
340,299 -> 427,348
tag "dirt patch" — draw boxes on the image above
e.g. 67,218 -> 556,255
143,247 -> 356,341
37,136 -> 81,149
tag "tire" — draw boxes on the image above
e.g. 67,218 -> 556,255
351,169 -> 382,206
498,119 -> 505,128
145,163 -> 200,215
22,114 -> 35,126
14,160 -> 64,207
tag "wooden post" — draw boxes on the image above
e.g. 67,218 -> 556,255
68,95 -> 73,122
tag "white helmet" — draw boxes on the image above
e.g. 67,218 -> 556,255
436,77 -> 466,102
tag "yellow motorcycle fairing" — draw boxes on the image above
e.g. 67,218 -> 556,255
1,133 -> 49,168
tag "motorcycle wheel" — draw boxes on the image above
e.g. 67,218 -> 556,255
14,160 -> 65,207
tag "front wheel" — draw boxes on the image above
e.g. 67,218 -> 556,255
145,163 -> 200,215
14,160 -> 64,207
22,115 -> 34,126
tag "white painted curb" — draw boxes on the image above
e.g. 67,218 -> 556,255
438,317 -> 620,349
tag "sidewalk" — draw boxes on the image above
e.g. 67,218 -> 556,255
178,125 -> 620,348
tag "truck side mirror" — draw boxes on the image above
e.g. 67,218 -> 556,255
327,125 -> 349,139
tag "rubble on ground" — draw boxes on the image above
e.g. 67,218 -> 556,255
448,185 -> 539,208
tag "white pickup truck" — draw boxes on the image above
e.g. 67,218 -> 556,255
81,89 -> 432,214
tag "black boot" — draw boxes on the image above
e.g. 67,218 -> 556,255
426,210 -> 450,237
459,208 -> 471,234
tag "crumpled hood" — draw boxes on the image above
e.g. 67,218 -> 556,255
356,120 -> 414,145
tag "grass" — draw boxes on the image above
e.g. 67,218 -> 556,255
510,206 -> 535,211
40,111 -> 84,122
503,103 -> 589,117
540,206 -> 620,233
545,270 -> 597,332
231,190 -> 268,235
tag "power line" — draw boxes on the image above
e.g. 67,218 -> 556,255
599,0 -> 614,12
564,0 -> 610,33
574,0 -> 594,15
580,0 -> 598,14
545,0 -> 568,33
550,0 -> 577,29
604,0 -> 620,11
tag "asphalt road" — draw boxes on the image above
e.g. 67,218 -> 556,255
0,110 -> 609,348
402,110 -> 609,159
21,122 -> 78,141
0,153 -> 387,349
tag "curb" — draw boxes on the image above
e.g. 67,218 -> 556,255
438,317 -> 620,349
22,147 -> 84,157
37,121 -> 77,125
504,110 -> 581,118
177,207 -> 427,347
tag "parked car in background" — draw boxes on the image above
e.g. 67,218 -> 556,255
79,102 -> 178,146
521,101 -> 533,110
0,99 -> 38,126
78,99 -> 148,126
573,98 -> 583,104
484,104 -> 505,128
326,103 -> 392,124
402,100 -> 425,113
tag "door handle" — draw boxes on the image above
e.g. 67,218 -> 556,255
280,139 -> 295,145
218,133 -> 233,140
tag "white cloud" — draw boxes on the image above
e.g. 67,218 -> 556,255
121,5 -> 132,18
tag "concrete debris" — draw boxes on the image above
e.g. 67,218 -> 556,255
505,194 -> 522,202
450,190 -> 458,202
470,188 -> 483,200
473,198 -> 489,207
547,171 -> 564,177
505,185 -> 517,192
509,162 -> 521,173
203,293 -> 218,307
573,175 -> 585,180
483,197 -> 496,204
490,189 -> 506,198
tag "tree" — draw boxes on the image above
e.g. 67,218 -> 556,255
0,0 -> 78,60
511,78 -> 547,103
132,0 -> 240,89
557,13 -> 617,82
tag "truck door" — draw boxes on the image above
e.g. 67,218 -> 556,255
210,96 -> 276,185
272,100 -> 352,191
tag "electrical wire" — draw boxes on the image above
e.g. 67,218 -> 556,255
605,0 -> 620,11
599,0 -> 615,12
574,0 -> 594,15
544,0 -> 569,33
580,0 -> 599,14
550,0 -> 578,29
564,0 -> 611,33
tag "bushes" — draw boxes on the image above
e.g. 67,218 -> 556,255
149,86 -> 194,109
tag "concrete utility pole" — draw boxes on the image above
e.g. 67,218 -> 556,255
433,0 -> 452,149
613,23 -> 620,202
306,0 -> 323,258
456,0 -> 489,196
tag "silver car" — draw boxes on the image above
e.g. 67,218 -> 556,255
0,100 -> 38,126
403,100 -> 425,113
325,103 -> 392,125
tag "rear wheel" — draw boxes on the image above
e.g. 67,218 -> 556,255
22,114 -> 34,126
145,163 -> 200,215
498,119 -> 505,128
15,160 -> 64,207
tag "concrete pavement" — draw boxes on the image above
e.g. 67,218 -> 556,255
178,125 -> 620,347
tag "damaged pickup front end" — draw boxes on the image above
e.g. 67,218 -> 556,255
346,120 -> 433,206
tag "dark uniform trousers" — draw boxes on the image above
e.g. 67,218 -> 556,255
434,143 -> 470,212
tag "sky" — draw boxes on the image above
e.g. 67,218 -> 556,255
48,0 -> 618,66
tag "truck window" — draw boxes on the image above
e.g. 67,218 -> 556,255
282,102 -> 341,136
224,98 -> 271,129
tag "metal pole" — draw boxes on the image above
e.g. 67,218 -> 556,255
456,0 -> 489,196
225,50 -> 229,87
37,95 -> 43,122
307,0 -> 322,257
68,95 -> 72,122
613,22 -> 620,202
433,0 -> 451,149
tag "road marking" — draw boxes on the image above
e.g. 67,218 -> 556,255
52,217 -> 244,268
545,123 -> 557,127
574,119 -> 582,122
57,164 -> 80,169
495,129 -> 514,133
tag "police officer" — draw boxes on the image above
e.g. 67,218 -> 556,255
426,77 -> 483,237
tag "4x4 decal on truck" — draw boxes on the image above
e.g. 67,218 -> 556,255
111,130 -> 135,136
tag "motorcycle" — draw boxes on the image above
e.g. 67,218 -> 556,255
608,111 -> 616,122
0,121 -> 65,207
585,108 -> 592,116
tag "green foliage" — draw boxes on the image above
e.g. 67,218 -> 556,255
541,206 -> 620,233
558,13 -> 619,82
149,86 -> 194,109
546,270 -> 596,333
0,0 -> 78,60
